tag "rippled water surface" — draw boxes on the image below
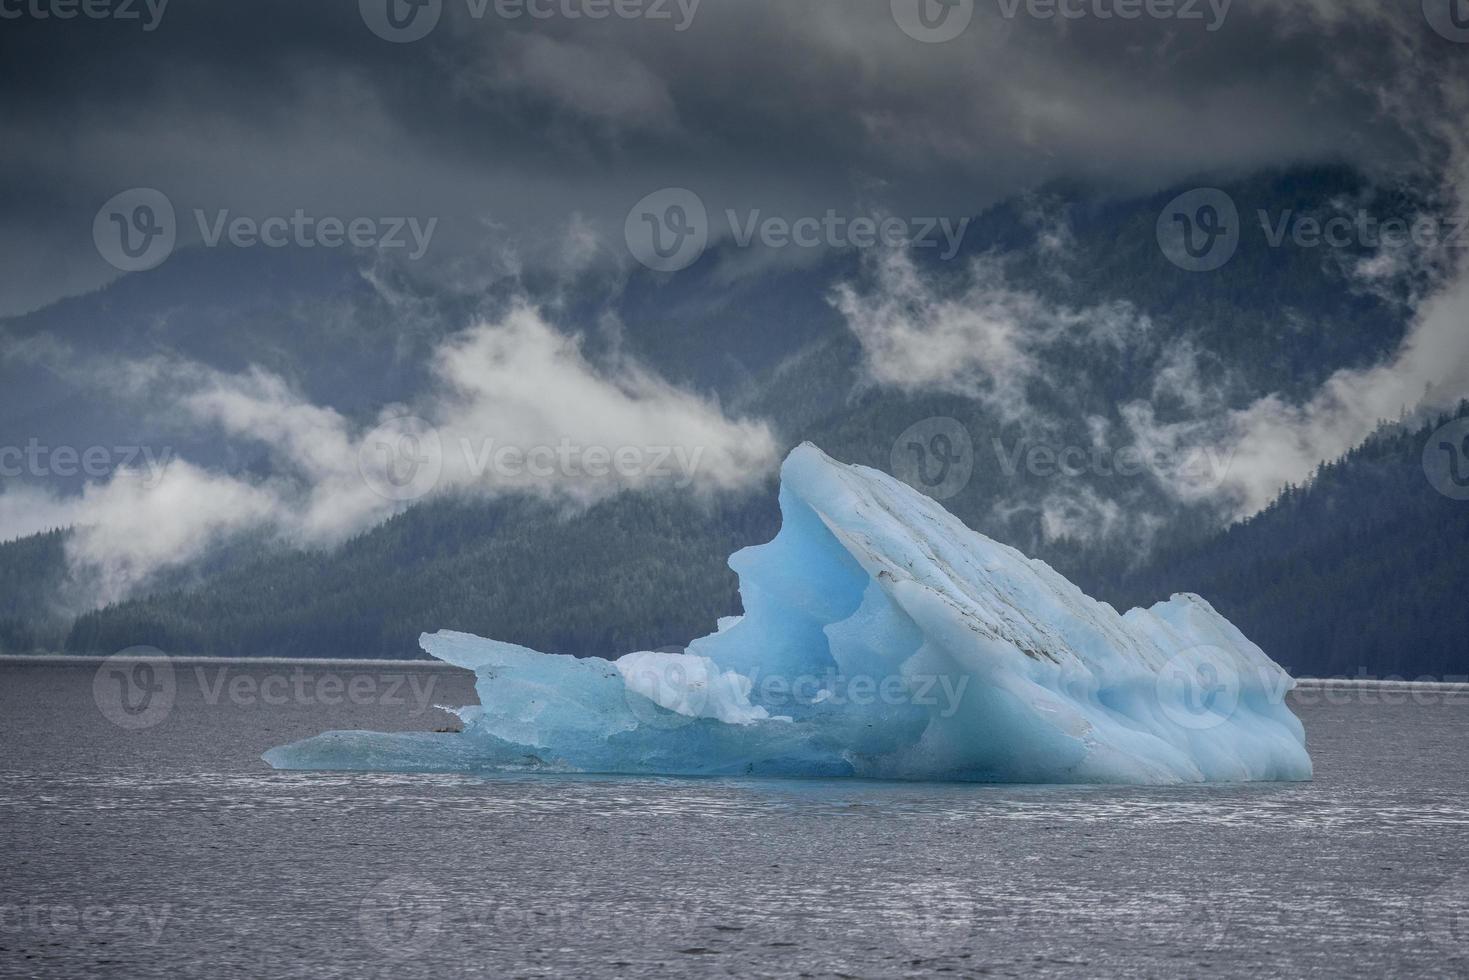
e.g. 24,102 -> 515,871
2,660 -> 1467,978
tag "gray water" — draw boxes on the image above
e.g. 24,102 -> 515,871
1,659 -> 1467,979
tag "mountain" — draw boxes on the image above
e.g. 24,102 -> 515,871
1100,404 -> 1469,680
33,404 -> 1469,678
1,165 -> 1460,675
58,490 -> 778,660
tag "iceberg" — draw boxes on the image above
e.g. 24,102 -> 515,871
265,444 -> 1312,783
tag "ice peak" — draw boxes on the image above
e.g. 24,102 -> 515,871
267,444 -> 1311,784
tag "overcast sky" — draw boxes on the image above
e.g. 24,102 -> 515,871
1,0 -> 1459,316
3,0 -> 1468,599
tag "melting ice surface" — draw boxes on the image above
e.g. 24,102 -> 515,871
265,444 -> 1312,783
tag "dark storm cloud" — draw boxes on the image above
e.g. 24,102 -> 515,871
0,0 -> 1457,314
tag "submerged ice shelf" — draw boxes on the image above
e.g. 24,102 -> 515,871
265,444 -> 1312,784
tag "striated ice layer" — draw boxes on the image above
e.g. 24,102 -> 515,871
265,444 -> 1312,784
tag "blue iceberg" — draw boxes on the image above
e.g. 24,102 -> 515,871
265,444 -> 1312,783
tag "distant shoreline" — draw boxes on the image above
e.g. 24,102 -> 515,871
1291,676 -> 1469,691
4,654 -> 1467,688
0,654 -> 467,670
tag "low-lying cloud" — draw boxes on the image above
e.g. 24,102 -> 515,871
831,249 -> 1148,419
1126,260 -> 1469,517
1,304 -> 779,604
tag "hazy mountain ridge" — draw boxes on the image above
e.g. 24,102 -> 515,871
0,165 -> 1458,673
1102,404 -> 1469,679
